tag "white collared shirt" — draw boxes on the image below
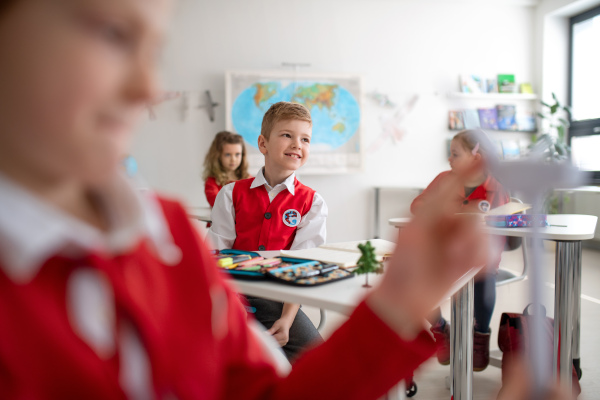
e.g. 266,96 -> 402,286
0,173 -> 179,284
206,168 -> 327,250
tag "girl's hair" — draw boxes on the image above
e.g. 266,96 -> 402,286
203,131 -> 249,186
453,129 -> 488,158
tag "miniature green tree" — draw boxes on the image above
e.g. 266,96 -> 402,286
355,241 -> 384,288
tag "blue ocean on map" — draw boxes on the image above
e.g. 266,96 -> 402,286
231,81 -> 360,150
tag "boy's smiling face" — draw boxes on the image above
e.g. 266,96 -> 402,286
258,119 -> 312,180
0,0 -> 172,188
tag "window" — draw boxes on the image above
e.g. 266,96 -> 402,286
569,5 -> 600,183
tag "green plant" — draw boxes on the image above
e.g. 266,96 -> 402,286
532,92 -> 572,213
532,92 -> 572,162
355,241 -> 383,288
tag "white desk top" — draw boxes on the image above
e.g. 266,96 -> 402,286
188,206 -> 212,223
231,253 -> 481,315
389,214 -> 598,241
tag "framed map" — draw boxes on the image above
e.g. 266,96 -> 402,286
225,70 -> 363,174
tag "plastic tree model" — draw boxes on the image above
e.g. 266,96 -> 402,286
355,241 -> 384,288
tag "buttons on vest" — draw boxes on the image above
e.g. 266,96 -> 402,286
258,245 -> 266,251
264,212 -> 272,219
463,200 -> 469,205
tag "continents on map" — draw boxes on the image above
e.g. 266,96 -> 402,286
231,81 -> 360,150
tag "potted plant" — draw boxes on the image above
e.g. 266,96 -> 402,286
531,92 -> 572,214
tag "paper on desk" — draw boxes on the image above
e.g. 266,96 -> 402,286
318,239 -> 396,256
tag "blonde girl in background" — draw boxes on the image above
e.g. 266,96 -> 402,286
203,131 -> 250,207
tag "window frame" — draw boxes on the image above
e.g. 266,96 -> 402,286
568,5 -> 600,183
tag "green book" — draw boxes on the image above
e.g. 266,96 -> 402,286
497,74 -> 515,93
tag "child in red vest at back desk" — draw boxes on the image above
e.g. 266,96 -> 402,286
411,129 -> 510,372
207,101 -> 327,361
203,131 -> 250,208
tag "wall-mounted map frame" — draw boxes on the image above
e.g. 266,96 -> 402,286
225,70 -> 363,175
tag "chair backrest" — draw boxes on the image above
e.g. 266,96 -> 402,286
497,197 -> 529,286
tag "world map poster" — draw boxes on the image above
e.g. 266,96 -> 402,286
225,70 -> 363,174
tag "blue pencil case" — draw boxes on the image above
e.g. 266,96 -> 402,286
213,250 -> 354,285
485,214 -> 548,228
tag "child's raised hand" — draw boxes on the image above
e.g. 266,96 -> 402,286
367,162 -> 489,334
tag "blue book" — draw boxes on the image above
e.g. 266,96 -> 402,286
478,108 -> 499,130
496,105 -> 517,131
463,109 -> 480,129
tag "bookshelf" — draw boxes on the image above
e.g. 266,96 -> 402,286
446,91 -> 539,159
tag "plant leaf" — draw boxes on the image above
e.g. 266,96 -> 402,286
550,104 -> 558,114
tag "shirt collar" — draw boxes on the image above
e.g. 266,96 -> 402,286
250,168 -> 296,195
0,173 -> 178,284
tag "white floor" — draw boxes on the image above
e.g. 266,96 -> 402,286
303,243 -> 600,399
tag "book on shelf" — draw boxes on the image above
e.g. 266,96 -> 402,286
501,140 -> 521,159
519,83 -> 534,94
516,110 -> 536,132
496,105 -> 518,130
280,239 -> 396,268
449,110 -> 465,130
478,108 -> 499,130
460,74 -> 485,93
497,74 -> 516,93
486,78 -> 499,93
463,109 -> 481,129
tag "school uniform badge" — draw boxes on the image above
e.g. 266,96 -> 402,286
478,200 -> 491,212
282,209 -> 301,227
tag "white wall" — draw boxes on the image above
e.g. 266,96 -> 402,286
132,0 -> 537,242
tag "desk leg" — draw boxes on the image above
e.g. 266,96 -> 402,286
553,241 -> 580,393
451,278 -> 474,400
572,242 -> 582,378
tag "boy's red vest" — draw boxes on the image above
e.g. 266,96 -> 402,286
231,178 -> 315,251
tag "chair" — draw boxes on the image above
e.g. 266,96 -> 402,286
495,197 -> 529,287
489,197 -> 529,369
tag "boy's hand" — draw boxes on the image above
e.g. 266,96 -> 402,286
368,162 -> 489,334
266,319 -> 293,347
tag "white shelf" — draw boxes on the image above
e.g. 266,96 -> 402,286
447,92 -> 538,101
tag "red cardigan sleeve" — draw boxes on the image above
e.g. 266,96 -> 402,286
161,198 -> 436,400
204,177 -> 222,207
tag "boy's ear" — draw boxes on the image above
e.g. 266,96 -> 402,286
257,135 -> 268,155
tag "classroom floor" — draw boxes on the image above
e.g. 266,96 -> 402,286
303,244 -> 600,400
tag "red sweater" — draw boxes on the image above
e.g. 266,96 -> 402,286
204,177 -> 229,208
0,197 -> 435,399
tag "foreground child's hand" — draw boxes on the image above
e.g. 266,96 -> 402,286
266,318 -> 293,346
497,357 -> 574,400
368,163 -> 489,335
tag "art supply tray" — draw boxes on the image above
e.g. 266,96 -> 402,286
213,250 -> 354,286
485,214 -> 548,228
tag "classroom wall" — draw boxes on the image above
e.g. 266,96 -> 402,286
132,0 -> 537,242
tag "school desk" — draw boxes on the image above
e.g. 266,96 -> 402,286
232,250 -> 482,400
389,214 -> 598,399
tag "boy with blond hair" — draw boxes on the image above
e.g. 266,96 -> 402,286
208,101 -> 326,360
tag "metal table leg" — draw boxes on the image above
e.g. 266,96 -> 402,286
451,278 -> 474,400
572,242 -> 582,379
553,241 -> 581,393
